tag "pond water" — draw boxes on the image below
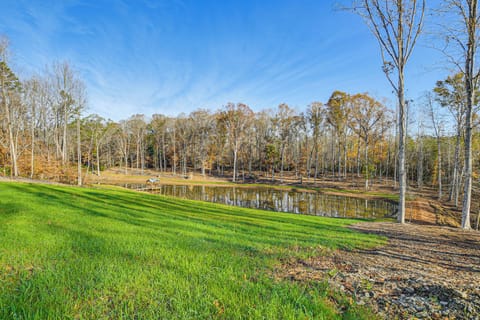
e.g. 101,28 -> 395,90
123,184 -> 397,219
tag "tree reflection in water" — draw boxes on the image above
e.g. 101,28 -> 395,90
124,184 -> 397,219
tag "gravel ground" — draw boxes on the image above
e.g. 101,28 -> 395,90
277,222 -> 480,319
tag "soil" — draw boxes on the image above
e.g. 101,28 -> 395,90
276,222 -> 480,319
0,175 -> 63,185
84,168 -> 231,185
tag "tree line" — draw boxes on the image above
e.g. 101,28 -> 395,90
353,0 -> 478,229
1,35 -> 478,209
1,0 -> 479,229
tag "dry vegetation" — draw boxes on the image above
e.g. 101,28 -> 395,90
276,222 -> 480,319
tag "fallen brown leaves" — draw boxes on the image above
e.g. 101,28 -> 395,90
276,222 -> 480,319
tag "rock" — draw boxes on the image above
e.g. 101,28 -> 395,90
276,222 -> 480,320
404,286 -> 415,294
414,304 -> 425,312
466,303 -> 474,313
392,287 -> 402,295
455,290 -> 468,299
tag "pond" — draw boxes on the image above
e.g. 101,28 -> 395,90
123,184 -> 398,219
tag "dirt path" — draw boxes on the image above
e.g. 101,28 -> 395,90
277,222 -> 480,319
0,176 -> 64,185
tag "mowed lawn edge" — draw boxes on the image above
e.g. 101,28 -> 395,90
0,182 -> 385,319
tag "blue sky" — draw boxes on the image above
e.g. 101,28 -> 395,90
0,0 -> 447,120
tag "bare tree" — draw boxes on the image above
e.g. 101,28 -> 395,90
433,73 -> 475,207
24,76 -> 46,178
0,37 -> 22,177
175,114 -> 190,177
349,93 -> 389,190
117,120 -> 131,174
415,116 -> 425,190
326,91 -> 350,179
73,78 -> 86,186
353,0 -> 425,223
189,109 -> 213,176
426,92 -> 445,200
307,102 -> 324,183
150,114 -> 167,172
83,114 -> 105,176
273,104 -> 297,182
438,0 -> 479,229
127,114 -> 147,174
217,103 -> 253,182
52,62 -> 77,166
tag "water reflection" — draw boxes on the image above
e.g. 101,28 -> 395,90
123,184 -> 397,219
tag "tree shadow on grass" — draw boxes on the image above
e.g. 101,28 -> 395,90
5,183 -> 381,253
0,201 -> 28,216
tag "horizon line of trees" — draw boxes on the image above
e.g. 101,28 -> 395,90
1,35 -> 479,204
1,0 -> 480,230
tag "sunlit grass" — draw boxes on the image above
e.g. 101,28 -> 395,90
0,182 -> 384,319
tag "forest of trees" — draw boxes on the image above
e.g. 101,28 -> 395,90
0,33 -> 478,205
1,1 -> 480,229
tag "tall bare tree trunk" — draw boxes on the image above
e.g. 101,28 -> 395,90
141,139 -> 145,175
450,132 -> 461,207
173,129 -> 176,175
30,103 -> 35,178
96,142 -> 101,176
136,136 -> 140,169
356,135 -> 361,178
364,139 -> 369,190
416,130 -> 424,190
2,91 -> 18,177
343,136 -> 348,179
338,139 -> 342,178
398,71 -> 407,223
0,74 -> 18,176
314,146 -> 319,183
77,116 -> 82,186
162,133 -> 167,172
7,110 -> 18,176
436,136 -> 442,200
354,0 -> 424,224
461,0 -> 477,230
63,104 -> 67,166
124,149 -> 128,175
280,144 -> 285,182
232,142 -> 238,182
462,98 -> 474,228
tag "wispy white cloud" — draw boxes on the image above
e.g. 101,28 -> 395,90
0,0 -> 444,120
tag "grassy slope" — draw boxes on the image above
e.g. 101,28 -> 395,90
0,182 -> 384,319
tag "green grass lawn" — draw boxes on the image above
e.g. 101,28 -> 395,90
0,182 -> 384,319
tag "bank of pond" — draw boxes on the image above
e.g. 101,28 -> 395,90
121,183 -> 397,220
